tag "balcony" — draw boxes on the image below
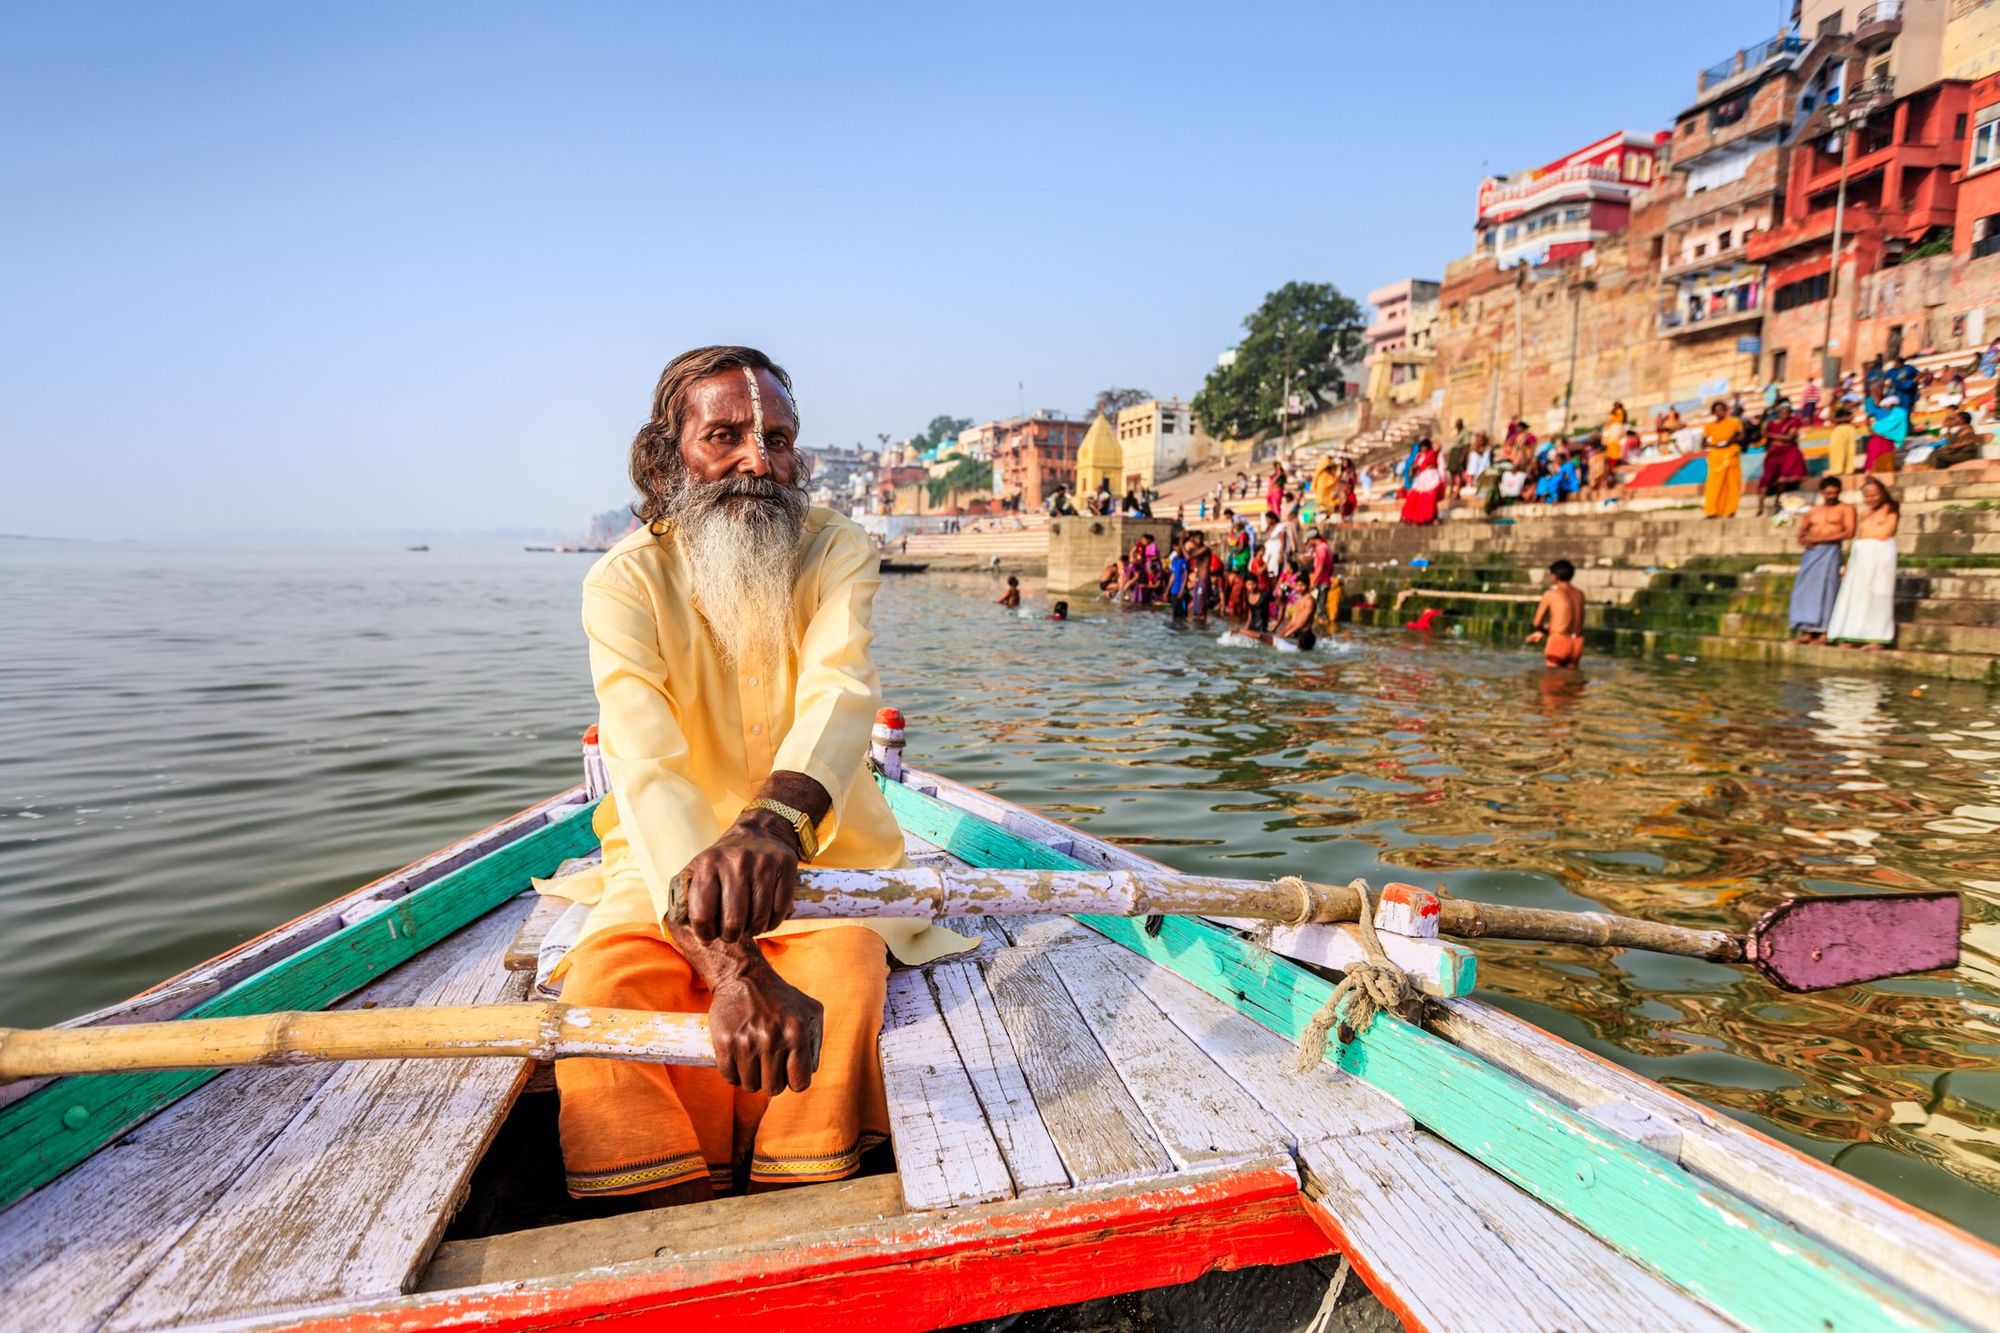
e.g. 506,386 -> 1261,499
1661,243 -> 1755,280
1854,1 -> 1902,50
1658,303 -> 1763,339
1696,33 -> 1808,93
1975,231 -> 2000,261
1479,164 -> 1629,220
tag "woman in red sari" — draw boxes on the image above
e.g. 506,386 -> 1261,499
1399,441 -> 1443,526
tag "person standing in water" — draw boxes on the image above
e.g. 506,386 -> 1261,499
1526,559 -> 1586,668
997,575 -> 1021,609
1825,478 -> 1902,650
1790,476 -> 1855,644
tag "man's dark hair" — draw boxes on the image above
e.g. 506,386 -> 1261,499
1550,559 -> 1575,582
1295,630 -> 1317,651
629,346 -> 800,524
1051,600 -> 1069,619
1820,475 -> 1843,491
1006,575 -> 1019,586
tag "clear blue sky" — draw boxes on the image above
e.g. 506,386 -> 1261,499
1,1 -> 1780,541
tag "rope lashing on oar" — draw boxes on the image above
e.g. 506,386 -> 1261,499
1293,880 -> 1421,1073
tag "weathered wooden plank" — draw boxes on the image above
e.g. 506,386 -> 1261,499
0,906 -> 524,1329
1433,999 -> 2000,1331
924,961 -> 1069,1197
1092,944 -> 1411,1145
979,947 -> 1174,1187
504,892 -> 568,972
106,902 -> 537,1327
1397,1132 -> 1738,1332
0,800 -> 601,1212
887,775 -> 1964,1333
409,1160 -> 1311,1331
1306,1132 -> 1736,1332
1047,946 -> 1288,1172
996,913 -> 1103,951
877,970 -> 1014,1212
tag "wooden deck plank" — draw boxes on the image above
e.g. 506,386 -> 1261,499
936,915 -> 1012,953
1432,998 -> 2000,1332
887,774 -> 1965,1333
104,901 -> 535,1328
878,969 -> 1015,1211
0,906 -> 522,1331
1093,944 -> 1412,1145
407,1159 -> 1311,1332
1048,946 -> 1290,1172
979,947 -> 1174,1187
925,961 -> 1070,1196
1399,1133 -> 1738,1332
503,891 -> 567,972
1306,1132 -> 1645,1332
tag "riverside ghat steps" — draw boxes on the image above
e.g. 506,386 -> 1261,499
1327,465 -> 2000,682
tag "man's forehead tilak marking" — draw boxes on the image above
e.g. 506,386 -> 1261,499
741,367 -> 767,466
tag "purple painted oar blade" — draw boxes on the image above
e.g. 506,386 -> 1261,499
1750,892 -> 1961,991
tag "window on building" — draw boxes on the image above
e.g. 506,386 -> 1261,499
1774,272 -> 1831,311
1695,243 -> 1708,258
1771,349 -> 1788,383
1718,229 -> 1732,250
1974,106 -> 2000,170
1817,11 -> 1841,38
1957,113 -> 1969,139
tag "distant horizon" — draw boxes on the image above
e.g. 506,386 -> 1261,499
3,0 -> 1770,541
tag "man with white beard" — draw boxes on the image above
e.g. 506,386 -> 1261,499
552,346 -> 973,1208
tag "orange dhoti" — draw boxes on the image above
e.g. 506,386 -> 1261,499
555,923 -> 891,1197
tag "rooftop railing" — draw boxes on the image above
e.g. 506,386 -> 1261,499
1697,33 -> 1807,92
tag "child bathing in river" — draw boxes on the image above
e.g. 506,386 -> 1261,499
1526,559 -> 1586,668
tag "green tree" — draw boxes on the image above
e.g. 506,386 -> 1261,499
1191,282 -> 1366,441
927,454 -> 992,506
1089,387 -> 1152,420
911,414 -> 973,452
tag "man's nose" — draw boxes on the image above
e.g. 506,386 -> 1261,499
735,436 -> 772,476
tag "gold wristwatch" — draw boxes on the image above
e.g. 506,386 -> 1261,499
747,797 -> 819,861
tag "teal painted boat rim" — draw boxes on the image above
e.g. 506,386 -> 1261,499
877,770 -> 1994,1332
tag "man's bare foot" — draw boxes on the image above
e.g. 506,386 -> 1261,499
1861,643 -> 1888,652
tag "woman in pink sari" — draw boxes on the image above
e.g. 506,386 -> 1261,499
1399,442 -> 1443,526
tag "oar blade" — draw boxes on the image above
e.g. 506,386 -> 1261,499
1750,892 -> 1961,991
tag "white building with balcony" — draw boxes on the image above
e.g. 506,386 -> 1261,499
1476,130 -> 1664,268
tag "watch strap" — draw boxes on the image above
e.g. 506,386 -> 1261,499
747,797 -> 818,861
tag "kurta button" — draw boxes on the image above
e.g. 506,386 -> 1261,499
747,676 -> 759,687
750,724 -> 762,735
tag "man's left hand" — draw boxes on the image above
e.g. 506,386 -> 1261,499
680,810 -> 800,944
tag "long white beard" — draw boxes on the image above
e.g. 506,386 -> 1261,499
667,474 -> 809,670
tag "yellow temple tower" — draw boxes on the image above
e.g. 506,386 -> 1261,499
1073,413 -> 1122,501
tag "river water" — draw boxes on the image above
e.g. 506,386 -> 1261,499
2,541 -> 1996,1241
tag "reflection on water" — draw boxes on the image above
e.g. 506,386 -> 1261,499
1,546 -> 1995,1239
879,573 -> 2000,1240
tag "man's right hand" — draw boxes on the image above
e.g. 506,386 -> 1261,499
707,966 -> 824,1094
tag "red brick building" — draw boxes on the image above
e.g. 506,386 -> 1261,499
1749,45 -> 1971,379
994,413 -> 1088,512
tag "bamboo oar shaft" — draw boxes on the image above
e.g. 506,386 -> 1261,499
780,867 -> 1745,963
0,1002 -> 715,1082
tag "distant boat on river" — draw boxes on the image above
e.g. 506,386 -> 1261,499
525,544 -> 610,554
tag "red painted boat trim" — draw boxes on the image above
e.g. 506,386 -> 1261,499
267,1167 -> 1337,1332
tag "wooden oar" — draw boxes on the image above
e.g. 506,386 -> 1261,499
673,866 -> 1961,992
0,873 -> 1957,1082
0,1002 -> 716,1081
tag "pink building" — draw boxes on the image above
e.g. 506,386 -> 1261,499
1364,278 -> 1441,356
1476,130 -> 1667,268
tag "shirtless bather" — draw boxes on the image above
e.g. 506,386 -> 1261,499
1526,559 -> 1586,668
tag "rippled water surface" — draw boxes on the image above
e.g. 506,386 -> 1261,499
2,542 -> 1996,1239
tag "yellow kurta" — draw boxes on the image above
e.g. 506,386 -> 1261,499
1311,462 -> 1339,516
1825,423 -> 1858,476
547,508 -> 972,968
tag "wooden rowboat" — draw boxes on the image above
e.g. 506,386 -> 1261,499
3,740 -> 1997,1331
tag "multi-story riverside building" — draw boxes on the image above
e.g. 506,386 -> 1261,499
1476,132 -> 1666,269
